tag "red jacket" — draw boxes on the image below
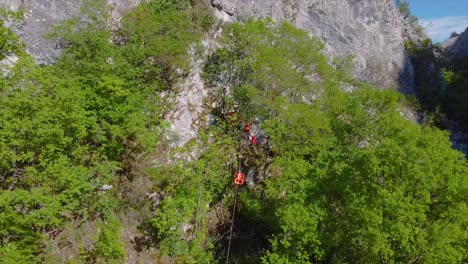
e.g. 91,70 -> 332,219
245,124 -> 251,133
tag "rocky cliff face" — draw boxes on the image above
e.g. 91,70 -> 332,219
440,27 -> 468,60
439,27 -> 468,156
211,0 -> 415,91
1,0 -> 416,91
0,0 -> 140,64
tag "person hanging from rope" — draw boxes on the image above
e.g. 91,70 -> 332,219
245,123 -> 251,134
227,170 -> 242,264
244,122 -> 257,145
234,172 -> 245,185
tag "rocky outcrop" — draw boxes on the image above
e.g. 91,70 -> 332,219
166,29 -> 223,147
211,0 -> 414,91
0,0 -> 140,64
1,0 -> 80,63
440,27 -> 468,59
438,27 -> 468,157
1,0 -> 416,90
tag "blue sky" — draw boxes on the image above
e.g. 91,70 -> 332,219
403,0 -> 468,42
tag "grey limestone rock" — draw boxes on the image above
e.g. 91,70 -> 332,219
440,27 -> 468,59
1,0 -> 416,90
0,0 -> 82,64
211,0 -> 415,91
0,0 -> 140,64
449,32 -> 459,39
0,0 -> 426,147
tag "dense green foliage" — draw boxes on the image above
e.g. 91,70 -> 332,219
201,19 -> 467,263
148,132 -> 237,262
93,216 -> 126,263
0,0 -> 212,262
0,9 -> 23,60
0,2 -> 467,264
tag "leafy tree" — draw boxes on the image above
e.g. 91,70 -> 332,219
262,87 -> 468,263
395,0 -> 424,35
203,18 -> 468,263
147,127 -> 237,263
395,0 -> 411,17
0,0 -> 214,261
1,1 -> 466,262
93,216 -> 126,263
0,9 -> 23,60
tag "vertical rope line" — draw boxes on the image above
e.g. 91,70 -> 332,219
226,118 -> 245,263
226,185 -> 239,264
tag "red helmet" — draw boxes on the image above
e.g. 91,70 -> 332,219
234,172 -> 245,185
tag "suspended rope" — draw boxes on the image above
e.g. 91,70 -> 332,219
226,152 -> 245,264
225,110 -> 253,263
226,184 -> 239,264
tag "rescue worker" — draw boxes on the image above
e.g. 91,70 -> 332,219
245,123 -> 251,133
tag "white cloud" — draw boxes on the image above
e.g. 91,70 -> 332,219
420,16 -> 468,43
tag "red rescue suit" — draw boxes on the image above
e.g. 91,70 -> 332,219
245,124 -> 251,133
